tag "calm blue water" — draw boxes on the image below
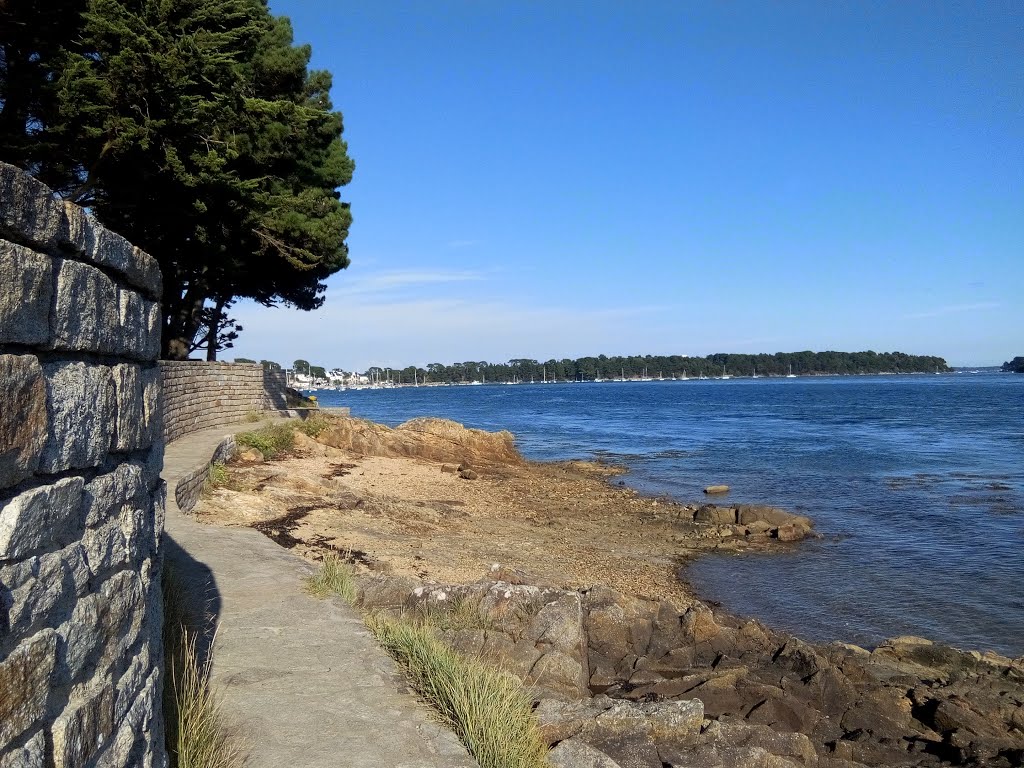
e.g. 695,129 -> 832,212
310,375 -> 1024,656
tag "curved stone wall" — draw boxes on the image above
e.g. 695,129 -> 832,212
160,361 -> 288,444
0,163 -> 167,767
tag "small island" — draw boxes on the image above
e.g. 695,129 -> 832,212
1002,356 -> 1024,373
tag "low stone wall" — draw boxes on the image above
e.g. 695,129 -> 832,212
174,436 -> 238,514
0,163 -> 167,766
160,361 -> 288,444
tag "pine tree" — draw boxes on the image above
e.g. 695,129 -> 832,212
1,0 -> 354,359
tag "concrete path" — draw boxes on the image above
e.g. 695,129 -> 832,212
162,420 -> 478,768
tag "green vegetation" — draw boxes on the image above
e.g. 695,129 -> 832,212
163,564 -> 244,768
384,350 -> 951,383
415,596 -> 495,633
1002,357 -> 1024,373
201,462 -> 231,496
306,558 -> 545,767
306,555 -> 357,603
295,413 -> 332,438
366,613 -> 548,768
236,422 -> 295,459
1,0 -> 354,360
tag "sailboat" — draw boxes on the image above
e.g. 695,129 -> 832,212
720,364 -> 731,380
752,365 -> 758,379
786,364 -> 796,378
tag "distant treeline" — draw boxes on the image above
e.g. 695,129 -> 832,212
1003,357 -> 1024,373
364,351 -> 950,384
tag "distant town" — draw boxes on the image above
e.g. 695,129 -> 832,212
234,350 -> 957,391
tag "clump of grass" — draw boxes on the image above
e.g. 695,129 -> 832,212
306,554 -> 357,604
417,596 -> 494,633
163,565 -> 245,768
366,613 -> 548,768
201,462 -> 230,497
236,422 -> 295,459
245,410 -> 262,423
171,629 -> 245,768
295,413 -> 332,438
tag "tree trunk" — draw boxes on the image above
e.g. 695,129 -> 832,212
205,298 -> 226,361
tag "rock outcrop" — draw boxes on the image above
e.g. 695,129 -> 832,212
318,416 -> 523,467
352,567 -> 1024,768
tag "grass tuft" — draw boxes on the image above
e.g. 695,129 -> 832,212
295,413 -> 332,438
163,565 -> 245,768
417,596 -> 494,633
201,462 -> 230,498
366,613 -> 548,768
306,554 -> 357,604
236,422 -> 295,460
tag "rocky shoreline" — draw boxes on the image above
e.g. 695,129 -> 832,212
198,414 -> 1024,767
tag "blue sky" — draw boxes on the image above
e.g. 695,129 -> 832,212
232,1 -> 1023,370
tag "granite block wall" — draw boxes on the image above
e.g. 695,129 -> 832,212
0,163 -> 167,767
160,361 -> 288,444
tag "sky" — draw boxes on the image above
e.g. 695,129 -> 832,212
233,1 -> 1023,370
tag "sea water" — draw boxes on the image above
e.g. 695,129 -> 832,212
310,375 -> 1024,656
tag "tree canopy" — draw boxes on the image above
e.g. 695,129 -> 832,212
0,0 -> 353,359
371,351 -> 951,384
1002,357 -> 1024,373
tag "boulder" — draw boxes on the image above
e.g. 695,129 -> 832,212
703,485 -> 730,495
548,738 -> 624,768
694,505 -> 736,525
774,523 -> 809,542
458,468 -> 479,480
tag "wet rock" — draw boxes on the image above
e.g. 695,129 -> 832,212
774,523 -> 809,542
703,485 -> 730,495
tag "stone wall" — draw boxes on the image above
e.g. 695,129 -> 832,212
160,361 -> 288,444
0,163 -> 167,767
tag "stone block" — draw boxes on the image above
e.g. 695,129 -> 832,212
59,593 -> 106,685
83,462 -> 148,528
94,670 -> 162,768
113,644 -> 151,723
143,296 -> 162,360
51,681 -> 114,768
81,522 -> 129,577
59,201 -> 161,299
56,567 -> 150,684
101,567 -> 147,661
2,543 -> 90,638
0,242 -> 52,345
111,364 -> 154,452
113,288 -> 146,359
0,730 -> 45,768
0,477 -> 85,560
50,260 -> 119,353
40,362 -> 114,473
0,629 -> 57,746
0,355 -> 48,489
0,162 -> 64,252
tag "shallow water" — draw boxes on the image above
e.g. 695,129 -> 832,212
311,374 -> 1024,656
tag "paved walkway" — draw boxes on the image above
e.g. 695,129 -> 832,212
162,420 -> 477,768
